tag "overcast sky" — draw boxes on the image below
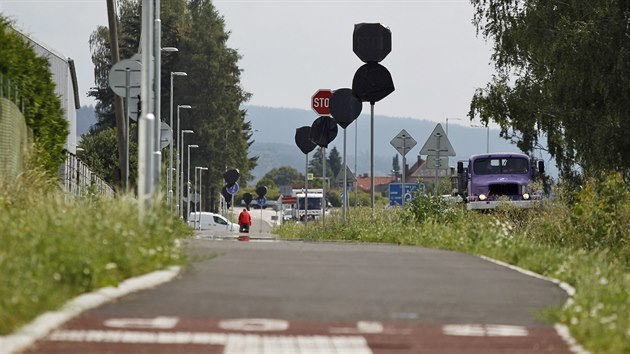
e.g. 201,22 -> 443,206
1,0 -> 495,127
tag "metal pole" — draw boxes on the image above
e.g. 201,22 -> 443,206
402,136 -> 406,208
370,102 -> 375,213
153,5 -> 162,188
305,153 -> 308,229
322,146 -> 326,227
354,119 -> 358,208
486,126 -> 490,153
176,108 -> 181,215
169,75 -> 173,209
230,194 -> 234,231
194,167 -> 198,229
434,133 -> 441,196
342,128 -> 347,224
139,0 -> 154,215
187,145 -> 191,219
124,68 -> 130,192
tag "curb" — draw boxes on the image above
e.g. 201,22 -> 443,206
478,255 -> 590,354
0,266 -> 181,354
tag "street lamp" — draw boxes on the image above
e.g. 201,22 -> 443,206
187,144 -> 199,219
179,129 -> 193,218
176,105 -> 191,215
471,124 -> 490,153
195,166 -> 208,229
446,117 -> 463,136
168,71 -> 187,210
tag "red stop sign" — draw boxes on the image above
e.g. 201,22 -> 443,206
311,89 -> 332,115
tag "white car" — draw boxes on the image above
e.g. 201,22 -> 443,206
188,212 -> 238,232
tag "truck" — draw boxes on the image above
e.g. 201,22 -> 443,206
456,152 -> 544,210
293,188 -> 325,220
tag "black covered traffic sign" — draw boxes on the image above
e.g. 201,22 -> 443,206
223,169 -> 240,187
256,186 -> 268,198
329,88 -> 362,129
243,192 -> 253,206
221,185 -> 232,207
310,116 -> 338,148
295,126 -> 317,155
353,23 -> 392,63
352,63 -> 395,104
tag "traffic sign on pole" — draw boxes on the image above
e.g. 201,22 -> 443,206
390,129 -> 417,156
227,182 -> 239,195
311,89 -> 332,116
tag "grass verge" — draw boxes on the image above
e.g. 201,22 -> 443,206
0,171 -> 192,335
276,175 -> 630,354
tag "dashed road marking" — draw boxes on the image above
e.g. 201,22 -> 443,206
48,330 -> 373,354
442,324 -> 529,337
218,318 -> 289,332
104,316 -> 179,329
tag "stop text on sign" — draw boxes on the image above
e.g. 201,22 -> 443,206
311,89 -> 332,116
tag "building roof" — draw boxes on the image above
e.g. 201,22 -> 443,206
355,176 -> 394,192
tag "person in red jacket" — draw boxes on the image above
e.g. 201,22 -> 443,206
238,208 -> 251,233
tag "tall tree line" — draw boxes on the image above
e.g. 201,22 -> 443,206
469,0 -> 630,179
82,0 -> 256,210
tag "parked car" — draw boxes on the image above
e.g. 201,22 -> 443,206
188,212 -> 238,232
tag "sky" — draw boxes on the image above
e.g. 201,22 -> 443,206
0,0 -> 495,128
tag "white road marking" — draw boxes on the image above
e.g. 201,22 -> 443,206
104,316 -> 179,329
442,324 -> 528,337
218,318 -> 289,332
329,321 -> 384,334
48,330 -> 373,354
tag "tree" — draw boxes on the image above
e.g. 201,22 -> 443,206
79,126 -> 137,185
0,16 -> 67,177
469,0 -> 630,178
262,166 -> 304,187
327,146 -> 342,179
308,147 -> 324,175
392,155 -> 400,177
86,0 -> 255,200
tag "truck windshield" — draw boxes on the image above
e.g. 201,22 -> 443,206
298,197 -> 322,210
473,157 -> 529,175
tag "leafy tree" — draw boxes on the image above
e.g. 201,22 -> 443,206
87,0 -> 255,201
327,146 -> 342,179
469,0 -> 630,178
256,177 -> 276,190
0,16 -> 67,176
262,166 -> 304,187
78,126 -> 138,186
392,155 -> 400,177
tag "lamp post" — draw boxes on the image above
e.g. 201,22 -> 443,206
445,117 -> 462,137
168,71 -> 186,210
176,105 -> 191,214
179,129 -> 193,218
471,124 -> 490,153
187,144 -> 199,219
195,166 -> 208,229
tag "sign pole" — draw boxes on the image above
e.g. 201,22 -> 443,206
322,146 -> 326,227
124,68 -> 131,192
342,128 -> 347,224
434,133 -> 441,196
354,120 -> 358,208
260,205 -> 263,233
370,102 -> 375,214
305,153 -> 308,229
230,194 -> 234,231
402,137 -> 406,208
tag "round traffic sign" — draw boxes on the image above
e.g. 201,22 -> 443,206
160,121 -> 172,149
257,196 -> 267,206
108,58 -> 142,97
227,182 -> 239,195
311,89 -> 332,116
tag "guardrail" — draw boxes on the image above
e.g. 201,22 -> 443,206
59,152 -> 114,197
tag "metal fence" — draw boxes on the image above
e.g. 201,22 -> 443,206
0,73 -> 25,113
59,152 -> 115,197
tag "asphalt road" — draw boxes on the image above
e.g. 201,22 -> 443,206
23,236 -> 576,353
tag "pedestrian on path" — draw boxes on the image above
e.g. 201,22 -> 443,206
238,208 -> 251,233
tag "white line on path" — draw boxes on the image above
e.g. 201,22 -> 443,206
477,255 -> 590,354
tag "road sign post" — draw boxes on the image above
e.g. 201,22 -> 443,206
420,124 -> 456,196
390,129 -> 417,207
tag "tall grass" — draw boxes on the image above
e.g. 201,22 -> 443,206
0,170 -> 192,335
276,173 -> 630,354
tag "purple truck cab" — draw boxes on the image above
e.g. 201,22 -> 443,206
457,152 -> 544,210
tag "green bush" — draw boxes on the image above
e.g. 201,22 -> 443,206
0,171 -> 192,335
0,16 -> 68,176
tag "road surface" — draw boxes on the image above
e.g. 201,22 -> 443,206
22,236 -> 575,353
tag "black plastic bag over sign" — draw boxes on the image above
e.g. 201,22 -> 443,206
309,116 -> 338,148
256,186 -> 268,198
353,23 -> 392,63
295,126 -> 317,155
223,169 -> 240,187
329,88 -> 362,129
243,192 -> 253,206
221,185 -> 232,201
352,62 -> 395,104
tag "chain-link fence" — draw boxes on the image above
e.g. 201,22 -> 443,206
59,152 -> 114,197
